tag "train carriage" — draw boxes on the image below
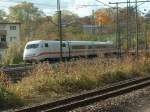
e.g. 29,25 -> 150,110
23,40 -> 113,63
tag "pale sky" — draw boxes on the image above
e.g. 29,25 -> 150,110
0,0 -> 149,17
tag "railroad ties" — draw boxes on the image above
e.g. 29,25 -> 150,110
0,64 -> 33,82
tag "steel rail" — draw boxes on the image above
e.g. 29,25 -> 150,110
0,66 -> 33,72
0,64 -> 34,82
0,63 -> 33,72
13,76 -> 150,112
45,80 -> 150,112
1,63 -> 32,69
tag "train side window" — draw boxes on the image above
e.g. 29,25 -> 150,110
88,45 -> 92,49
45,43 -> 48,47
62,43 -> 66,47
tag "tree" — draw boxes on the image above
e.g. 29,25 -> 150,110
79,16 -> 92,25
0,10 -> 7,22
94,8 -> 116,34
8,2 -> 44,38
145,10 -> 150,18
8,2 -> 43,22
32,16 -> 58,40
96,12 -> 112,25
52,10 -> 78,26
52,10 -> 83,40
95,8 -> 115,25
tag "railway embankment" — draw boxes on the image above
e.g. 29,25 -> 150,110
0,57 -> 150,111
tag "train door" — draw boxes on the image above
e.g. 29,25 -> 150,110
42,42 -> 50,58
62,42 -> 69,58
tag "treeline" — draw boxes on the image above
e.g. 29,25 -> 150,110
0,1 -> 149,41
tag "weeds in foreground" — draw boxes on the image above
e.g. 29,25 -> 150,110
1,40 -> 28,65
0,73 -> 24,110
8,56 -> 150,104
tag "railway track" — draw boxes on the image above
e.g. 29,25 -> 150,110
0,58 -> 115,82
0,63 -> 33,72
12,76 -> 150,112
0,64 -> 33,82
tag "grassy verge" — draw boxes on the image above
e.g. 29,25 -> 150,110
7,56 -> 150,105
0,56 -> 150,110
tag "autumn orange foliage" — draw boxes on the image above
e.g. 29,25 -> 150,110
96,12 -> 112,25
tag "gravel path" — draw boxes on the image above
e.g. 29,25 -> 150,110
72,86 -> 150,112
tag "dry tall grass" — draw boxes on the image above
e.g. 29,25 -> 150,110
8,56 -> 150,104
1,40 -> 28,65
0,72 -> 24,110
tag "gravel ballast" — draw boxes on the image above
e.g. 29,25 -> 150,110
72,86 -> 150,112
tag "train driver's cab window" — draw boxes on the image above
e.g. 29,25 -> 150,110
88,45 -> 92,49
45,43 -> 48,47
62,43 -> 66,47
26,44 -> 39,49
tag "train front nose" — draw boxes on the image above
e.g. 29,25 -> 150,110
23,43 -> 40,63
23,50 -> 38,63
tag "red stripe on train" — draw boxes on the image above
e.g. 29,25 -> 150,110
36,50 -> 98,57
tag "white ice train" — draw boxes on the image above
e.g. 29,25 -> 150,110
23,40 -> 114,63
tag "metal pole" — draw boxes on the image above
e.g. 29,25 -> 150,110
127,0 -> 129,52
57,0 -> 63,61
109,2 -> 120,55
109,0 -> 150,57
128,0 -> 131,49
135,0 -> 139,56
145,28 -> 148,50
100,20 -> 102,35
116,3 -> 121,58
92,10 -> 95,35
116,3 -> 118,49
118,5 -> 121,58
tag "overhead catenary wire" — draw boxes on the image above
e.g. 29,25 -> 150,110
78,5 -> 103,7
95,0 -> 115,9
109,0 -> 150,57
0,0 -> 149,15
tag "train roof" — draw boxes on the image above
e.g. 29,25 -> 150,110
26,40 -> 113,45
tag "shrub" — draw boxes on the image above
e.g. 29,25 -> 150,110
0,73 -> 24,111
0,84 -> 24,110
8,56 -> 150,104
1,41 -> 27,65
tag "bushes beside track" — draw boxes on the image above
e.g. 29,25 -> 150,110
8,57 -> 149,104
1,56 -> 150,110
0,73 -> 24,110
1,41 -> 27,65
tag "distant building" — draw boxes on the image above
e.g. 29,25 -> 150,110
0,22 -> 21,59
0,22 -> 21,46
82,24 -> 113,35
82,25 -> 101,35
